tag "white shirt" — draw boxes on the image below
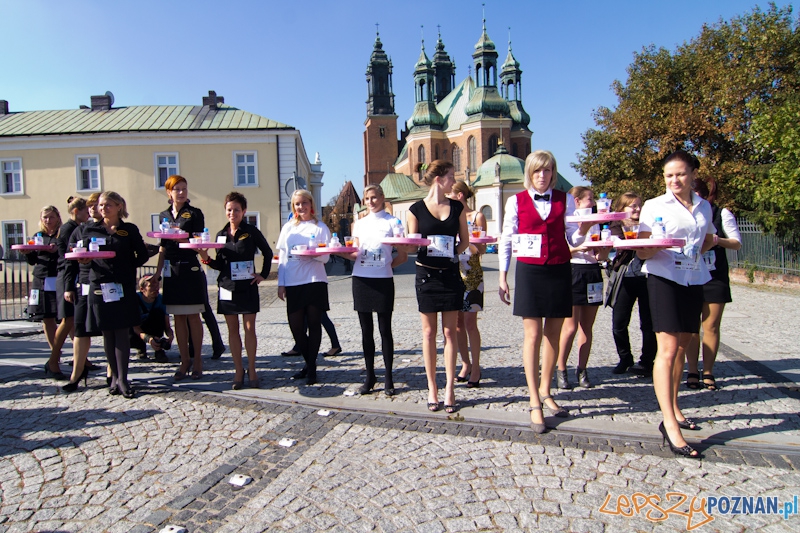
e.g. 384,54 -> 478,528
276,220 -> 331,287
719,208 -> 741,242
499,188 -> 581,272
639,190 -> 716,286
352,211 -> 395,279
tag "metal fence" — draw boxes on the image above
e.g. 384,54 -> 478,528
727,217 -> 800,276
0,261 -> 158,322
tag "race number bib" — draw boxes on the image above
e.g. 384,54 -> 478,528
81,283 -> 90,296
511,234 -> 542,258
673,249 -> 700,271
702,250 -> 716,271
587,282 -> 603,304
162,259 -> 171,278
359,247 -> 386,268
427,235 -> 454,258
219,288 -> 233,301
231,260 -> 254,281
101,283 -> 124,303
29,289 -> 40,306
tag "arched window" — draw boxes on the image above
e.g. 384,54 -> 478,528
452,144 -> 461,172
512,143 -> 518,157
435,144 -> 440,160
468,136 -> 477,171
418,145 -> 426,165
489,135 -> 499,156
480,205 -> 493,222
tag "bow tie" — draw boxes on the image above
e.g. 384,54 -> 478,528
534,193 -> 551,201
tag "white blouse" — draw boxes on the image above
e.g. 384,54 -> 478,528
276,220 -> 331,287
352,211 -> 396,279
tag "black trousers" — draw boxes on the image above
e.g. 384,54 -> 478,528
130,307 -> 167,354
611,275 -> 656,366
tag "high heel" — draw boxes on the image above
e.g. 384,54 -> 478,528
658,422 -> 702,459
466,369 -> 481,388
540,394 -> 569,418
677,418 -> 700,431
358,376 -> 376,395
61,366 -> 89,393
44,364 -> 68,381
455,365 -> 471,383
529,406 -> 546,434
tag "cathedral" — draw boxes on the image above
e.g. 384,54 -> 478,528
362,19 -> 571,235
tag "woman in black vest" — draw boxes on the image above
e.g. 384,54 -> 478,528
686,178 -> 741,391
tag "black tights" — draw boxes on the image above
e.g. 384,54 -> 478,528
288,305 -> 324,376
358,311 -> 394,387
103,328 -> 131,394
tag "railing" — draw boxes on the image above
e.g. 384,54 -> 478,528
727,217 -> 800,276
0,261 -> 160,322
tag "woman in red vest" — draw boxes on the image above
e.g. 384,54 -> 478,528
498,151 -> 590,433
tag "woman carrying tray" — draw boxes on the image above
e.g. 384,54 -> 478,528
22,205 -> 63,379
607,192 -> 656,377
555,186 -> 610,390
77,192 -> 149,398
155,175 -> 208,380
338,184 -> 408,395
199,192 -> 272,390
636,150 -> 716,458
407,160 -> 469,413
498,151 -> 587,433
276,189 -> 331,385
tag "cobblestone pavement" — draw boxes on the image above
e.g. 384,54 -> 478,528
2,255 -> 800,532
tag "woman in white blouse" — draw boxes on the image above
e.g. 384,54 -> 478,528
636,150 -> 716,458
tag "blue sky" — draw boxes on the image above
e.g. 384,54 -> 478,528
2,0 -> 794,202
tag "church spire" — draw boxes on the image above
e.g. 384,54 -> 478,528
410,27 -> 444,129
365,28 -> 395,116
501,29 -> 530,127
432,26 -> 455,103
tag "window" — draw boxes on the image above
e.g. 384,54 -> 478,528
512,143 -> 518,157
468,136 -> 477,171
234,152 -> 258,186
417,145 -> 426,165
76,155 -> 100,191
379,127 -> 386,138
452,144 -> 461,172
1,159 -> 23,195
154,153 -> 179,189
150,214 -> 162,232
480,205 -> 493,222
244,212 -> 262,254
434,145 -> 440,160
2,221 -> 25,261
489,135 -> 499,156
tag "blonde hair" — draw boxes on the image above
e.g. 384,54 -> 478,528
568,186 -> 593,202
362,184 -> 385,210
39,206 -> 62,233
99,191 -> 129,219
523,150 -> 558,191
290,189 -> 318,225
67,196 -> 87,213
451,180 -> 474,200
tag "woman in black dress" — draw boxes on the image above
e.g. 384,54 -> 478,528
79,192 -> 149,398
200,192 -> 272,389
23,205 -> 64,379
155,175 -> 208,380
407,160 -> 469,413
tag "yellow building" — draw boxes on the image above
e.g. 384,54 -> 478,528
0,91 -> 323,261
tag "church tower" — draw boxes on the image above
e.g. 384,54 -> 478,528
364,30 -> 399,187
500,36 -> 532,158
432,29 -> 455,104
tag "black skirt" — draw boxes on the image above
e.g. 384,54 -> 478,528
56,270 -> 74,320
353,276 -> 394,314
513,261 -> 572,318
571,263 -> 604,307
217,286 -> 260,315
415,264 -> 464,313
647,274 -> 703,333
162,259 -> 207,306
86,281 -> 141,331
74,292 -> 101,338
27,276 -> 57,321
702,278 -> 732,304
286,282 -> 330,315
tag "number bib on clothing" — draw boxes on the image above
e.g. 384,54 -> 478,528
587,282 -> 603,304
673,248 -> 700,271
162,259 -> 171,278
101,283 -> 124,303
219,287 -> 233,301
29,289 -> 40,306
230,260 -> 255,281
427,235 -> 454,258
511,234 -> 542,258
81,283 -> 90,297
702,250 -> 716,271
358,247 -> 386,268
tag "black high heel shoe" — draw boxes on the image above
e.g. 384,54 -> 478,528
61,366 -> 89,393
44,364 -> 68,381
658,422 -> 702,459
677,418 -> 700,431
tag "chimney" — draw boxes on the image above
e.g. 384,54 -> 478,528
0,100 -> 8,115
90,94 -> 112,111
202,90 -> 224,110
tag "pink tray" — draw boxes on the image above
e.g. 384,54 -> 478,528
179,242 -> 226,249
469,236 -> 497,244
327,246 -> 359,253
65,251 -> 116,260
614,238 -> 685,249
582,240 -> 615,248
291,249 -> 330,256
12,244 -> 56,252
565,212 -> 628,223
382,237 -> 431,246
147,231 -> 189,240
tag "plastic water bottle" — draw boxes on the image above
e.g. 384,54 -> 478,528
74,239 -> 85,253
308,234 -> 317,249
160,218 -> 170,233
330,233 -> 341,248
393,218 -> 405,237
34,233 -> 44,246
651,217 -> 667,240
600,224 -> 611,242
597,193 -> 611,213
89,237 -> 99,252
202,228 -> 211,243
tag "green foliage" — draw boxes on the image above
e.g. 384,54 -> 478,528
573,4 -> 800,236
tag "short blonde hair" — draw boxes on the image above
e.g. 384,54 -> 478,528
523,150 -> 558,191
290,189 -> 318,225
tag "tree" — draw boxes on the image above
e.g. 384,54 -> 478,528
573,4 -> 800,234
